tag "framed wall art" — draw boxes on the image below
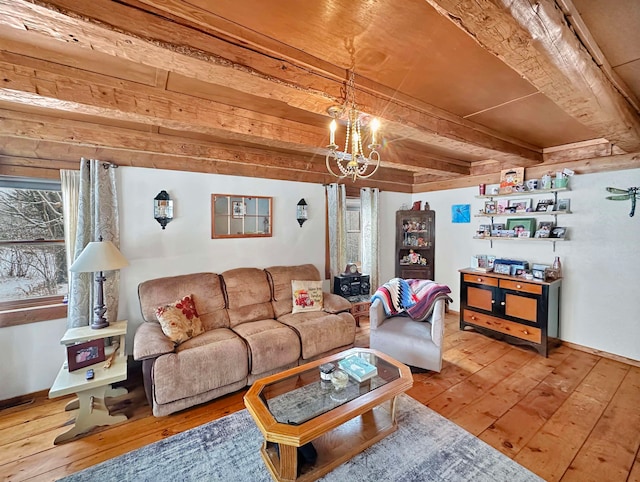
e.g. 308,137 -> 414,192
211,194 -> 273,239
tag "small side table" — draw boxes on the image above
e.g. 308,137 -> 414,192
347,295 -> 371,327
49,320 -> 128,444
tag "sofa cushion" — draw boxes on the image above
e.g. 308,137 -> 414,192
153,328 -> 248,405
266,264 -> 321,317
156,295 -> 205,345
278,311 -> 356,360
232,319 -> 300,375
139,272 -> 229,330
291,280 -> 323,314
222,268 -> 274,327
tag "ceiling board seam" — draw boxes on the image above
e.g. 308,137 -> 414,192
463,92 -> 541,119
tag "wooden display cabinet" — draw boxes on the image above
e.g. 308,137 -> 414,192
459,269 -> 561,356
396,210 -> 435,280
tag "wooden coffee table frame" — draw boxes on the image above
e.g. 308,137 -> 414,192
244,348 -> 413,482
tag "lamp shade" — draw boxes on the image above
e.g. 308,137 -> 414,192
70,240 -> 129,273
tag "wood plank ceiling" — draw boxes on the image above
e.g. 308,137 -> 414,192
0,0 -> 638,192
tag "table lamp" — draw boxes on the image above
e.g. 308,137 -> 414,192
70,237 -> 129,329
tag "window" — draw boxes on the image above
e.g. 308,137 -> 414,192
345,197 -> 361,267
0,176 -> 68,326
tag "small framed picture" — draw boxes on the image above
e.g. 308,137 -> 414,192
556,199 -> 571,212
535,199 -> 554,212
496,199 -> 509,214
67,339 -> 105,372
518,230 -> 531,238
507,198 -> 532,212
506,217 -> 536,236
484,201 -> 497,214
232,201 -> 245,218
494,263 -> 512,275
550,226 -> 567,239
534,229 -> 550,238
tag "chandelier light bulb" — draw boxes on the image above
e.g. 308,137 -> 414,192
329,119 -> 337,145
370,118 -> 380,145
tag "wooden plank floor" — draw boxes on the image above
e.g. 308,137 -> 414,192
1,312 -> 639,481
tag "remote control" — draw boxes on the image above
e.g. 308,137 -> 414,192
86,369 -> 94,380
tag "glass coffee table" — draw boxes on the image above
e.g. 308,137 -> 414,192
244,348 -> 413,482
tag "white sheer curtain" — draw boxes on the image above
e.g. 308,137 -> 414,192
60,170 -> 80,274
326,183 -> 347,281
67,158 -> 121,328
360,187 -> 380,292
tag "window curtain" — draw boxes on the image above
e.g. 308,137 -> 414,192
326,183 -> 347,281
60,170 -> 80,275
67,158 -> 121,328
360,187 -> 380,291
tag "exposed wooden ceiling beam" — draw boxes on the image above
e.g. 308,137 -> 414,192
426,0 -> 640,152
0,0 -> 543,166
0,110 -> 415,190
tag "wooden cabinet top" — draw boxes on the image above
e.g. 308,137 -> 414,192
459,268 -> 562,286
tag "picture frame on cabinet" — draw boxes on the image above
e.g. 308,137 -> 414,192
494,263 -> 512,275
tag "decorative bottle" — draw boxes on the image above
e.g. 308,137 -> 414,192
553,256 -> 562,277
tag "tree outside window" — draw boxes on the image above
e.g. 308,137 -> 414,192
0,186 -> 67,305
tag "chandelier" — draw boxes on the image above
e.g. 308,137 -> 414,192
326,71 -> 381,181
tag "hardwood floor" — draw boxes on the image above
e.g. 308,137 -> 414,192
1,312 -> 639,481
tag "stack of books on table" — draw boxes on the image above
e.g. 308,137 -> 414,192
338,355 -> 378,382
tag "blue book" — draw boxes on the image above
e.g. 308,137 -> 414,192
338,355 -> 378,382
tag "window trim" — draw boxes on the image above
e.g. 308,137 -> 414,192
0,303 -> 67,328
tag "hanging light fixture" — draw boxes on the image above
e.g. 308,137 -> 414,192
326,71 -> 381,182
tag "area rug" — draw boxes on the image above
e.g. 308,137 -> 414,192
61,394 -> 542,481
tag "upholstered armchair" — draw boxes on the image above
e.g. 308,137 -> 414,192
369,297 -> 446,372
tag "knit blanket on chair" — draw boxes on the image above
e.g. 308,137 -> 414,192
372,278 -> 452,321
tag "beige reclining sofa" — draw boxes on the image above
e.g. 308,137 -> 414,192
133,264 -> 356,416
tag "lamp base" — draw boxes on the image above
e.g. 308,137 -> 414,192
91,319 -> 110,330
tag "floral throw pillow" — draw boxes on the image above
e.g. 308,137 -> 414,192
291,280 -> 323,314
156,295 -> 205,344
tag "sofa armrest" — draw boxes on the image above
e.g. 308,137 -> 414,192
133,322 -> 175,361
430,298 -> 446,348
369,298 -> 388,330
323,292 -> 352,313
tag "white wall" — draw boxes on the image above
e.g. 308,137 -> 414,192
415,168 -> 640,361
3,166 -> 638,399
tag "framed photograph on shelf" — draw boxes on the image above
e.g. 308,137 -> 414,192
518,230 -> 531,238
507,198 -> 532,212
496,199 -> 509,214
506,217 -> 536,236
484,201 -> 497,214
556,199 -> 571,212
550,226 -> 567,239
535,199 -> 555,212
67,339 -> 105,372
499,167 -> 524,194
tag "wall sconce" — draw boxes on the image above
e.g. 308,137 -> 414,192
296,198 -> 308,227
154,190 -> 174,229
